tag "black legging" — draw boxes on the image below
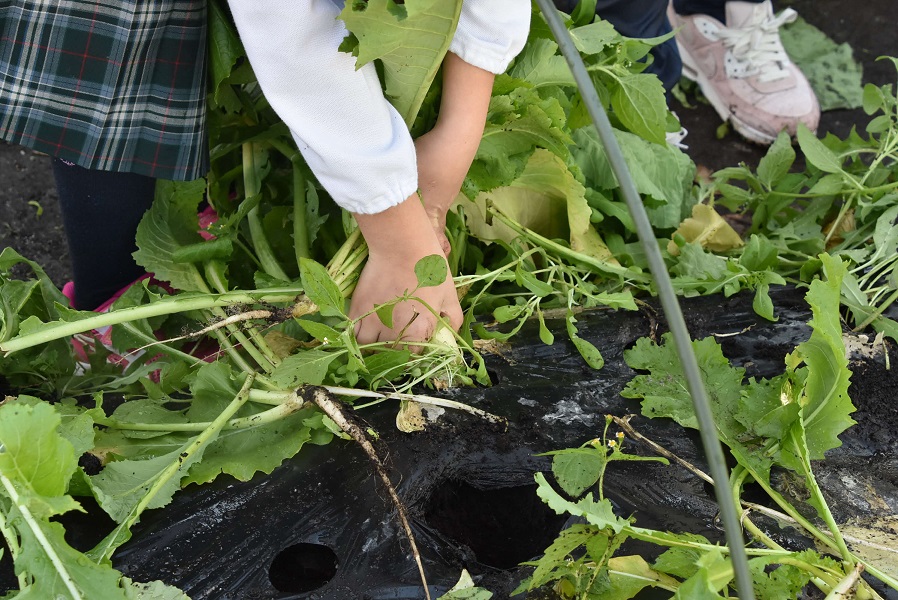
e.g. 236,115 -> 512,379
52,159 -> 156,310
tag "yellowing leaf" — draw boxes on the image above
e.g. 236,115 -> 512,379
457,149 -> 619,265
668,204 -> 744,256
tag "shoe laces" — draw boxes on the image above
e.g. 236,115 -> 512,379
718,8 -> 797,83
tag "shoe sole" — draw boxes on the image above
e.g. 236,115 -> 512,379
676,41 -> 778,145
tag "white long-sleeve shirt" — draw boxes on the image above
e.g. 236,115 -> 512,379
226,0 -> 531,214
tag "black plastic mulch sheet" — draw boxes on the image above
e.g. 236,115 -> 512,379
5,287 -> 898,599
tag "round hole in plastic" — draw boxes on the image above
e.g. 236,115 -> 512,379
268,543 -> 338,593
425,480 -> 568,570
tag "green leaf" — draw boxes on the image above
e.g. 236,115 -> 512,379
796,125 -> 843,174
508,38 -> 574,89
605,555 -> 680,600
749,555 -> 815,600
414,254 -> 448,289
437,569 -> 493,600
11,518 -> 129,600
122,578 -> 190,599
515,267 -> 554,298
570,20 -> 618,54
184,362 -> 316,484
296,319 -> 341,344
786,254 -> 856,460
133,180 -> 209,292
611,74 -> 668,145
653,535 -> 710,579
622,334 -> 745,434
752,283 -> 776,322
339,0 -> 463,124
536,307 -> 555,346
300,257 -> 346,318
573,127 -> 695,229
547,448 -> 606,497
529,524 -> 597,588
535,473 -> 629,533
0,403 -> 77,499
208,0 -> 246,107
780,16 -> 864,111
375,303 -> 395,329
566,312 -> 604,370
89,448 -> 200,524
171,237 -> 233,264
740,235 -> 779,272
270,348 -> 341,387
757,132 -> 796,188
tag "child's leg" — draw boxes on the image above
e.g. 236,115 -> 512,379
51,159 -> 156,310
672,0 -> 764,25
594,0 -> 682,92
553,0 -> 682,92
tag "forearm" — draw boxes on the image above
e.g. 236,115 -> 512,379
431,52 -> 495,161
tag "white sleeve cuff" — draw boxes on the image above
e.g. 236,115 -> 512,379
449,0 -> 532,74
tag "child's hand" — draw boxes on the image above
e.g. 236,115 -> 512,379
416,53 -> 495,256
350,195 -> 463,352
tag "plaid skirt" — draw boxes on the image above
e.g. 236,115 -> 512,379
0,0 -> 208,181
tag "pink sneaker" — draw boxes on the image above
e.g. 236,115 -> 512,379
63,277 -> 155,373
63,277 -> 220,377
668,1 -> 820,144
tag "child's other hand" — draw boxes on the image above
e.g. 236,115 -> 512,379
350,195 -> 463,352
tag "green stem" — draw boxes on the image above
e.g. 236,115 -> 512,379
0,475 -> 83,598
292,162 -> 311,263
731,466 -> 784,550
326,227 -> 362,277
204,262 -> 280,371
489,204 -> 646,282
95,374 -> 255,562
243,142 -> 290,281
0,508 -> 27,589
0,287 -> 301,354
269,138 -> 313,265
853,288 -> 898,332
99,389 -> 304,432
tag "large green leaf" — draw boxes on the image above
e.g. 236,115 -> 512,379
460,149 -> 618,272
11,517 -> 128,600
572,127 -> 695,229
183,362 -> 316,485
133,180 -> 209,292
0,403 -> 78,500
508,38 -> 575,88
784,254 -> 855,460
339,0 -> 463,124
0,402 -> 143,599
611,74 -> 668,145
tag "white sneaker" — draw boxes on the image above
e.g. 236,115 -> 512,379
668,1 -> 820,144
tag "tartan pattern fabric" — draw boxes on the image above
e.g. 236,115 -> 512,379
0,0 -> 208,181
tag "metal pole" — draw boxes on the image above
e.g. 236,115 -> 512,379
532,2 -> 756,597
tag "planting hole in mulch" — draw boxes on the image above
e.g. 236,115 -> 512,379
425,480 -> 568,570
268,542 -> 339,593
